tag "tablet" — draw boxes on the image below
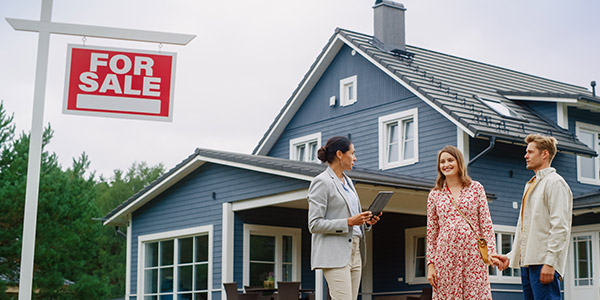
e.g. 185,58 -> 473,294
367,191 -> 393,215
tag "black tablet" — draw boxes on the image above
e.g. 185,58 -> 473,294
367,191 -> 393,215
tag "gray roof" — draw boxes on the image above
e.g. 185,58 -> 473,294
102,148 -> 436,223
254,28 -> 598,156
573,190 -> 600,210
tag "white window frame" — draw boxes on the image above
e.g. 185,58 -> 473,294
378,108 -> 419,169
339,75 -> 357,106
289,132 -> 321,163
405,227 -> 428,284
243,224 -> 302,287
137,225 -> 214,300
489,225 -> 521,284
576,121 -> 600,185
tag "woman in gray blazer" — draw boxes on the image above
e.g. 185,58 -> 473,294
308,136 -> 381,300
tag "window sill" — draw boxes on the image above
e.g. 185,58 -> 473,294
577,177 -> 600,186
380,159 -> 418,170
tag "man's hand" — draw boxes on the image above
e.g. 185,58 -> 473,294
365,212 -> 382,225
540,264 -> 555,284
347,211 -> 372,226
427,263 -> 437,289
491,254 -> 509,271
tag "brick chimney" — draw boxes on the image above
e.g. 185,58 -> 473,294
373,0 -> 406,52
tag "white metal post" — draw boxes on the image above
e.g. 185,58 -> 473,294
18,1 -> 52,299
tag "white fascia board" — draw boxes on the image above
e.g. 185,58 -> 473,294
195,155 -> 314,182
255,37 -> 345,155
103,157 -> 206,226
572,207 -> 600,216
232,189 -> 308,211
503,95 -> 578,103
336,34 -> 475,137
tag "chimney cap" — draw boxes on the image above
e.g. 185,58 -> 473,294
373,0 -> 406,10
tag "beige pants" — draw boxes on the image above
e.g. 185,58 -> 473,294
323,236 -> 362,300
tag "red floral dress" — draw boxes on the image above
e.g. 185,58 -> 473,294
426,181 -> 496,300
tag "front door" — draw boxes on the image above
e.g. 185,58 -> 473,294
566,231 -> 600,299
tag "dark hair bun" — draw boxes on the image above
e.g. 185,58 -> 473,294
317,146 -> 328,162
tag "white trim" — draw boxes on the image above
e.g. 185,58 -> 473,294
489,225 -> 521,284
125,215 -> 132,298
404,227 -> 428,285
378,108 -> 419,170
339,75 -> 358,106
362,230 -> 373,300
315,269 -> 324,300
502,95 -> 579,103
575,121 -> 600,186
137,225 -> 214,300
254,34 -> 475,155
565,230 -> 600,299
242,224 -> 302,288
289,132 -> 322,162
232,189 -> 308,212
457,128 -> 470,162
557,103 -> 569,129
196,155 -> 314,182
572,224 -> 600,233
222,203 -> 234,287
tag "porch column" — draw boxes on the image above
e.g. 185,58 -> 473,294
362,230 -> 373,300
315,269 -> 324,300
222,202 -> 234,300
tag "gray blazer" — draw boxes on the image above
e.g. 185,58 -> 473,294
308,166 -> 368,270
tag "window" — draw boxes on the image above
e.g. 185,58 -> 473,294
339,75 -> 357,106
405,227 -> 428,284
476,96 -> 524,120
576,122 -> 600,185
243,225 -> 301,287
572,235 -> 594,286
489,226 -> 520,283
138,226 -> 213,300
378,108 -> 419,169
289,133 -> 321,163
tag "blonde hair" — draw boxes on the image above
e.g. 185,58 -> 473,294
434,145 -> 472,190
525,134 -> 558,162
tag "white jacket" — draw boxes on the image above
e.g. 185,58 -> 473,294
508,167 -> 572,276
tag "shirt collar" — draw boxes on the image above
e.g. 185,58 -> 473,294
535,167 -> 556,180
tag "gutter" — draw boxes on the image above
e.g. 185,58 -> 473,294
468,136 -> 496,173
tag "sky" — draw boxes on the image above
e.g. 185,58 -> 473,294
1,0 -> 599,178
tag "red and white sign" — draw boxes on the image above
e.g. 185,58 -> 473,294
63,45 -> 176,121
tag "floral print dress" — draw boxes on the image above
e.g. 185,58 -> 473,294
426,181 -> 496,300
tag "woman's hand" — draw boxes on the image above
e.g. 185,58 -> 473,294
365,212 -> 382,225
427,263 -> 438,289
347,211 -> 373,226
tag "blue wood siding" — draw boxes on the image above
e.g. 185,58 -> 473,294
523,101 -> 557,123
267,44 -> 455,180
129,163 -> 309,295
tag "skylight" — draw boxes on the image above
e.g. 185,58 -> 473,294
476,96 -> 523,119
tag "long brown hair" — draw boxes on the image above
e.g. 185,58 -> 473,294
434,145 -> 472,190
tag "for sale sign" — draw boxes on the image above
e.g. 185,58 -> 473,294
63,45 -> 176,121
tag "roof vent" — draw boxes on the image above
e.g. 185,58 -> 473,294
373,0 -> 406,53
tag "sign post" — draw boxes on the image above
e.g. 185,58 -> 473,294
6,1 -> 195,298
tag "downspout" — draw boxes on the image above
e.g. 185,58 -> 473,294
467,137 -> 496,174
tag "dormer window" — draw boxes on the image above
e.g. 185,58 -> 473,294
476,96 -> 523,120
289,133 -> 321,163
339,75 -> 358,106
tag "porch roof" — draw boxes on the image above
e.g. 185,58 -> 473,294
573,190 -> 600,215
102,148 -> 436,226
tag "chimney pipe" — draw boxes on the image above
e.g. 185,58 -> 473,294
591,81 -> 596,97
373,0 -> 406,53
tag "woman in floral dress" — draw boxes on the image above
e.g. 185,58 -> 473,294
426,145 -> 498,299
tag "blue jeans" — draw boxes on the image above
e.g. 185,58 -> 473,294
521,265 -> 561,300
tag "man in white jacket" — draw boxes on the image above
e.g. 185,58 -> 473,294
493,134 -> 572,300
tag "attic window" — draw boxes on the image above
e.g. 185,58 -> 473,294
339,75 -> 357,106
476,96 -> 523,120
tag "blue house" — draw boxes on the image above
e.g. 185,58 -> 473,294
103,1 -> 600,299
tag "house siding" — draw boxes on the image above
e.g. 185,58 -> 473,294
267,44 -> 455,180
129,163 -> 309,296
523,101 -> 557,124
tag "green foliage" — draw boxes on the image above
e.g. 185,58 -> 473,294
0,102 -> 165,299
